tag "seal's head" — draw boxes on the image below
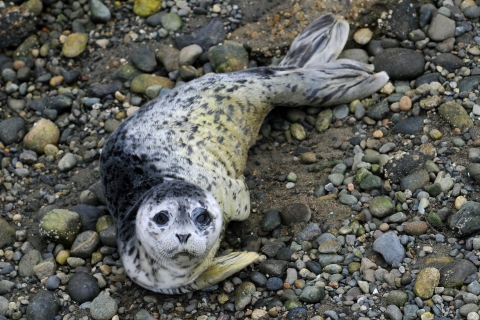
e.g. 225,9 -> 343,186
135,180 -> 223,270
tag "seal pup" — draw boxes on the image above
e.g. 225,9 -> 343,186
100,13 -> 389,294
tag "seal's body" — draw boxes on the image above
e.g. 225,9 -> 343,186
100,14 -> 389,294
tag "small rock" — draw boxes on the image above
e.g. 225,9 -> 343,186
67,272 -> 100,303
89,0 -> 111,23
23,119 -> 60,154
280,203 -> 311,225
62,33 -> 88,58
39,209 -> 81,245
209,41 -> 248,73
26,290 -> 59,320
90,295 -> 118,320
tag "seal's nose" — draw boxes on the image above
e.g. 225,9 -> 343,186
176,234 -> 191,244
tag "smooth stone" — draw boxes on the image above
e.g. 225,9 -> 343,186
280,203 -> 311,225
45,275 -> 61,290
373,232 -> 405,265
261,209 -> 281,232
374,48 -> 425,80
389,0 -> 418,40
104,119 -> 121,133
23,119 -> 60,154
266,277 -> 283,291
414,268 -> 440,299
438,101 -> 473,130
179,44 -> 203,66
391,116 -> 424,134
58,153 -> 77,172
89,0 -> 111,23
160,12 -> 183,31
67,272 -> 100,303
386,290 -> 408,307
258,260 -> 288,277
439,259 -> 477,287
133,0 -> 162,17
338,49 -> 369,64
369,196 -> 394,218
295,223 -> 322,243
403,221 -> 428,235
33,257 -> 56,280
131,74 -> 174,93
433,53 -> 463,72
62,33 -> 88,58
400,169 -> 430,192
299,286 -> 325,303
366,99 -> 389,120
385,304 -> 403,320
131,46 -> 157,72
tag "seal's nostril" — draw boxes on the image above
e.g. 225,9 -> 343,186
176,234 -> 191,244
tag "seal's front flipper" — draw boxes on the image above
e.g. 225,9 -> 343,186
189,252 -> 259,290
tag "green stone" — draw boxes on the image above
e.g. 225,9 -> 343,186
112,64 -> 142,82
160,12 -> 183,31
284,300 -> 302,310
62,33 -> 88,58
208,41 -> 248,73
438,101 -> 473,130
427,211 -> 443,229
39,209 -> 81,245
14,35 -> 39,59
131,74 -> 174,93
96,215 -> 114,233
315,109 -> 333,132
133,0 -> 162,17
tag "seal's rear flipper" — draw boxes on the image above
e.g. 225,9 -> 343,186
280,13 -> 349,68
189,252 -> 259,290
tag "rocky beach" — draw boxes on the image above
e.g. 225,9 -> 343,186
2,0 -> 480,319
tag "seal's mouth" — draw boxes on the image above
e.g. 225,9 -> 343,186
173,251 -> 195,259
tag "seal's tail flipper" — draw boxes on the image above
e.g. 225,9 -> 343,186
189,252 -> 259,290
272,59 -> 389,107
280,13 -> 349,68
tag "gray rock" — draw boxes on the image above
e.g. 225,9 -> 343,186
373,232 -> 405,266
26,290 -> 59,320
19,149 -> 38,164
99,224 -> 117,247
33,257 -> 57,280
369,196 -> 394,218
389,0 -> 418,40
338,49 -> 369,63
0,6 -> 37,50
0,296 -> 7,316
18,249 -> 42,277
450,201 -> 480,236
400,169 -> 430,192
366,99 -> 389,120
427,12 -> 455,41
0,218 -> 15,248
179,44 -> 203,66
89,0 -> 111,23
160,12 -> 183,31
464,6 -> 480,19
339,194 -> 358,205
71,204 -> 107,231
58,153 -> 77,172
299,286 -> 325,303
90,295 -> 118,320
176,18 -> 226,51
234,281 -> 255,311
70,230 -> 100,259
385,304 -> 403,320
261,209 -> 281,232
386,290 -> 408,307
0,116 -> 25,145
294,223 -> 322,243
79,190 -> 99,206
45,275 -> 61,290
131,46 -> 157,72
134,309 -> 156,320
104,119 -> 121,133
0,280 -> 14,295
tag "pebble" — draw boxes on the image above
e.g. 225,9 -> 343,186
26,290 -> 59,320
90,295 -> 118,320
67,272 -> 100,303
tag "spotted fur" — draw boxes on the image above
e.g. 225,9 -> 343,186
100,13 -> 389,294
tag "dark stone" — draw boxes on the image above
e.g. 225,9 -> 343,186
286,307 -> 308,320
26,290 -> 59,320
389,0 -> 418,40
305,261 -> 322,274
374,48 -> 425,80
450,201 -> 480,236
433,53 -> 463,72
458,75 -> 480,93
366,99 -> 389,120
48,95 -> 73,112
280,203 -> 311,226
276,247 -> 293,261
391,116 -> 425,135
64,70 -> 81,85
45,275 -> 61,290
66,272 -> 100,303
0,7 -> 37,50
0,116 -> 25,145
439,259 -> 477,288
249,271 -> 267,287
176,18 -> 227,51
99,224 -> 117,247
71,204 -> 107,231
88,83 -> 121,98
266,277 -> 283,291
27,97 -> 48,112
383,148 -> 434,184
294,223 -> 322,243
419,3 -> 436,28
415,73 -> 444,88
258,260 -> 288,277
261,209 -> 281,232
261,240 -> 285,258
146,11 -> 167,27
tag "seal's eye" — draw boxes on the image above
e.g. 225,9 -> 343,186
192,208 -> 212,229
152,211 -> 169,226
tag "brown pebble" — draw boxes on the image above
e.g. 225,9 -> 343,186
299,151 -> 317,164
379,223 -> 389,232
372,130 -> 383,138
13,60 -> 25,70
399,96 -> 412,111
50,75 -> 64,87
472,138 -> 480,147
403,221 -> 428,235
